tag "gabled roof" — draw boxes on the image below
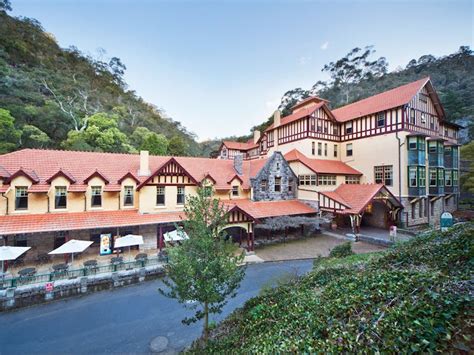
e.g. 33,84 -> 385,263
84,170 -> 110,184
320,183 -> 402,215
284,149 -> 362,175
117,172 -> 140,184
0,165 -> 10,178
46,169 -> 76,184
221,199 -> 316,219
332,77 -> 430,122
266,102 -> 326,132
222,140 -> 258,151
290,96 -> 330,110
5,168 -> 40,184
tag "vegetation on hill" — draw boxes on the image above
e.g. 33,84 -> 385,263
196,223 -> 474,353
0,5 -> 200,156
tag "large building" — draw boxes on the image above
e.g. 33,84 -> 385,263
0,77 -> 460,261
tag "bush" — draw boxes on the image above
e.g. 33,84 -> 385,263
329,242 -> 354,258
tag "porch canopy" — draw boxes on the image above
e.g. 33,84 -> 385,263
114,234 -> 144,261
0,246 -> 31,273
49,239 -> 93,264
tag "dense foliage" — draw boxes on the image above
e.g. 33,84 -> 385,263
198,223 -> 474,353
0,10 -> 201,155
328,241 -> 354,258
159,188 -> 245,344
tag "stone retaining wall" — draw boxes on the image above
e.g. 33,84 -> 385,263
0,265 -> 165,312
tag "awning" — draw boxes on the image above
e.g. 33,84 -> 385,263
0,246 -> 31,261
164,229 -> 189,242
49,239 -> 93,255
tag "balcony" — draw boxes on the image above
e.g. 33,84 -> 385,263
428,153 -> 444,167
429,186 -> 444,195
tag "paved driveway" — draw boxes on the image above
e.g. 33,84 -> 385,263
255,234 -> 386,261
0,260 -> 313,354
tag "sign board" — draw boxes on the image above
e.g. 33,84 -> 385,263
440,211 -> 454,231
100,233 -> 112,255
389,225 -> 397,238
45,282 -> 54,292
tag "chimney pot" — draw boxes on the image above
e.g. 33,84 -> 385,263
273,110 -> 281,128
138,150 -> 150,177
253,130 -> 261,144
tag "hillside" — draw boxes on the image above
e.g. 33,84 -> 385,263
197,223 -> 473,353
0,10 -> 202,156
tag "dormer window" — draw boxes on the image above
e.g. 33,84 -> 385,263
55,186 -> 67,209
260,179 -> 267,191
124,186 -> 134,206
274,177 -> 281,192
232,186 -> 239,197
91,186 -> 102,207
345,122 -> 353,134
15,187 -> 28,210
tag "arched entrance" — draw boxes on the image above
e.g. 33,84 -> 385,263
221,226 -> 248,245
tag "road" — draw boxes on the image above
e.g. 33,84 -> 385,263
0,259 -> 313,354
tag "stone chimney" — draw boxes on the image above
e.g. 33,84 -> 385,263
234,154 -> 243,175
138,150 -> 150,177
273,110 -> 281,128
253,130 -> 261,144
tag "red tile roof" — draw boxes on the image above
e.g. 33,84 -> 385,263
221,199 -> 316,219
320,183 -> 401,214
0,185 -> 10,193
222,140 -> 258,151
0,210 -> 186,235
28,184 -> 50,193
284,149 -> 361,175
291,96 -> 329,110
265,102 -> 324,132
332,77 -> 429,122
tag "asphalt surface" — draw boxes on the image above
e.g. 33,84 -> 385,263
0,259 -> 313,354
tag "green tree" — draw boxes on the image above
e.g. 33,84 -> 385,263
460,142 -> 474,193
159,188 -> 246,345
167,135 -> 187,156
21,124 -> 51,148
0,108 -> 20,153
0,0 -> 12,12
62,112 -> 133,153
140,132 -> 168,155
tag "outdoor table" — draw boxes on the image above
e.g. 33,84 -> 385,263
36,253 -> 51,264
84,260 -> 97,267
135,253 -> 148,261
52,263 -> 68,272
111,257 -> 123,264
18,267 -> 36,276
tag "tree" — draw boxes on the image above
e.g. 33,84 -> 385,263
460,142 -> 474,193
168,135 -> 187,156
140,132 -> 168,155
62,112 -> 133,153
159,188 -> 246,345
0,108 -> 21,153
21,124 -> 51,148
0,0 -> 12,12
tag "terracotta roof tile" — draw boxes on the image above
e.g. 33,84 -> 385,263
0,185 -> 10,193
28,184 -> 50,193
332,77 -> 429,122
265,103 -> 323,131
284,149 -> 361,175
221,199 -> 316,219
222,140 -> 258,151
0,210 -> 185,235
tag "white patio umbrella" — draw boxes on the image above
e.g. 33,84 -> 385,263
163,229 -> 189,242
0,246 -> 31,273
49,239 -> 93,264
114,234 -> 143,261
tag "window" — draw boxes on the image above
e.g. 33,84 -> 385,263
177,186 -> 185,204
310,119 -> 315,131
324,143 -> 328,156
156,186 -> 165,205
345,122 -> 353,134
260,179 -> 267,191
124,186 -> 134,206
311,142 -> 315,155
445,170 -> 452,186
410,108 -> 416,124
288,178 -> 293,192
15,187 -> 28,210
411,203 -> 415,219
346,143 -> 353,157
274,177 -> 281,192
421,113 -> 426,124
377,112 -> 385,127
438,169 -> 444,187
374,166 -> 393,186
419,199 -> 423,218
318,175 -> 336,186
428,141 -> 437,153
419,167 -> 426,187
54,232 -> 67,249
419,93 -> 428,103
408,137 -> 418,150
232,186 -> 239,196
453,170 -> 458,186
14,234 -> 27,247
444,128 -> 449,137
91,186 -> 102,207
429,168 -> 437,187
333,126 -> 339,135
299,175 -> 316,186
334,144 -> 338,158
55,186 -> 67,209
318,142 -> 322,156
409,167 -> 418,187
221,148 -> 227,158
317,121 -> 322,132
345,176 -> 360,184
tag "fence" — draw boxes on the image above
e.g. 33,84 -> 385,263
1,256 -> 166,289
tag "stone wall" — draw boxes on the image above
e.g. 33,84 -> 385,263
399,194 -> 459,228
0,265 -> 165,312
251,152 -> 297,201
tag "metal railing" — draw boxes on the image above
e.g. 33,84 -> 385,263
0,256 -> 166,289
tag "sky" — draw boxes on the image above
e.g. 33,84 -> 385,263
11,0 -> 474,141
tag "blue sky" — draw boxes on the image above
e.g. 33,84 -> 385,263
12,0 -> 473,141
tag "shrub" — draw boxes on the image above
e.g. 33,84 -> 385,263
329,241 -> 354,258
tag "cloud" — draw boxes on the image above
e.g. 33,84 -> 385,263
320,41 -> 329,50
299,56 -> 312,65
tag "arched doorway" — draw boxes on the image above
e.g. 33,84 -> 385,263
221,226 -> 248,247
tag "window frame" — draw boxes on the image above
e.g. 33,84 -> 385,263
409,167 -> 418,187
429,168 -> 437,187
123,185 -> 134,206
91,186 -> 102,208
374,165 -> 393,186
177,186 -> 185,205
346,143 -> 353,157
345,122 -> 353,134
334,144 -> 338,158
54,186 -> 67,209
156,186 -> 166,206
15,186 -> 28,210
377,112 -> 385,127
232,185 -> 239,196
317,175 -> 336,186
274,177 -> 281,192
345,176 -> 360,184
